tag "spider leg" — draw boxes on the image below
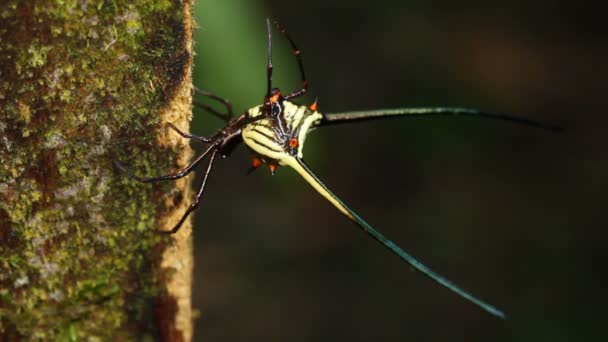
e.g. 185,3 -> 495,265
167,122 -> 213,143
193,87 -> 234,122
265,18 -> 274,112
162,148 -> 219,234
273,20 -> 308,100
115,141 -> 219,183
193,101 -> 230,121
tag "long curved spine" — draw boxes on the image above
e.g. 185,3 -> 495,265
283,156 -> 506,319
323,107 -> 562,131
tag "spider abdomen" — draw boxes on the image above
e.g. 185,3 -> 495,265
242,101 -> 322,164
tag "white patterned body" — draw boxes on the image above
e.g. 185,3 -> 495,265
241,101 -> 322,164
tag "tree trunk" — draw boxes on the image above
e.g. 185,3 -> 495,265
0,1 -> 195,340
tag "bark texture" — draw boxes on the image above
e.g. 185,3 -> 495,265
0,0 -> 194,340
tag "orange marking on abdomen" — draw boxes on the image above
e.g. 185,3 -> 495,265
289,138 -> 298,148
309,100 -> 318,112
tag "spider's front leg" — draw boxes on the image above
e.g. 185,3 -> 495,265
114,140 -> 222,234
272,20 -> 308,100
114,141 -> 219,183
166,122 -> 213,143
193,87 -> 234,122
161,148 -> 219,234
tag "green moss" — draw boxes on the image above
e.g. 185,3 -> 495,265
17,102 -> 31,123
28,45 -> 51,68
0,0 -> 190,339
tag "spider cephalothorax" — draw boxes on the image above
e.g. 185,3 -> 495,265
118,18 -> 560,319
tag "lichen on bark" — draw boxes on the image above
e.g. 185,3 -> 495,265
0,0 -> 194,340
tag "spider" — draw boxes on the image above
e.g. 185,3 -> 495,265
117,19 -> 560,319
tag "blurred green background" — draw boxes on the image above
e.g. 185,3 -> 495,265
190,0 -> 605,341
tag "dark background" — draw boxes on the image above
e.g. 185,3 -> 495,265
190,0 -> 606,340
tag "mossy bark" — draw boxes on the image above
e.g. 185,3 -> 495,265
0,0 -> 195,340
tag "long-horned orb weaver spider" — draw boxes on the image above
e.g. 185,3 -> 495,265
117,19 -> 560,319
